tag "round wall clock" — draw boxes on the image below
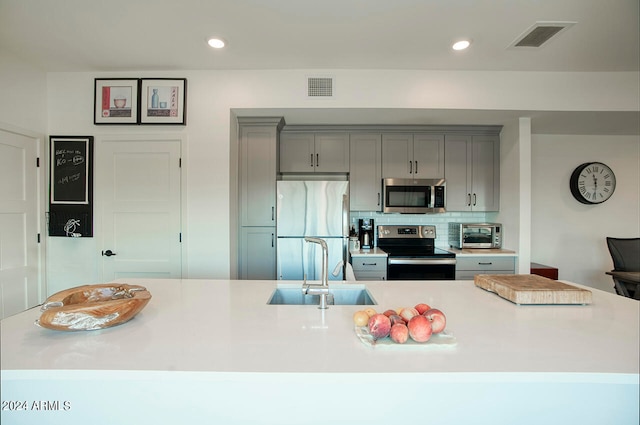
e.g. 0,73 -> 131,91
569,162 -> 616,204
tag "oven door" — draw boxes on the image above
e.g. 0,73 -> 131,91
387,258 -> 456,280
462,227 -> 494,247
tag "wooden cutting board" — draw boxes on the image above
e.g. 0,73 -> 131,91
474,274 -> 592,305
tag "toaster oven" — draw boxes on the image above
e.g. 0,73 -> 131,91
448,223 -> 502,249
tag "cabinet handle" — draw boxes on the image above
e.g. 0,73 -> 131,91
478,262 -> 492,265
473,193 -> 477,206
316,153 -> 319,168
377,192 -> 380,206
272,233 -> 274,247
467,193 -> 471,206
310,154 -> 314,167
271,206 -> 275,221
415,161 -> 418,174
409,161 -> 413,174
363,262 -> 377,266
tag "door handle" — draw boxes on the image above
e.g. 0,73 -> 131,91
102,249 -> 116,257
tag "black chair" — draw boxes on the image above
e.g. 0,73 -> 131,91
606,237 -> 640,299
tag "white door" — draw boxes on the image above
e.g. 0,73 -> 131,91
0,128 -> 42,319
99,138 -> 182,281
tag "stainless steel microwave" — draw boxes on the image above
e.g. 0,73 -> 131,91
448,222 -> 502,249
382,178 -> 446,214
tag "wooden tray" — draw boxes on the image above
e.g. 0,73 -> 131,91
474,274 -> 592,305
36,284 -> 151,331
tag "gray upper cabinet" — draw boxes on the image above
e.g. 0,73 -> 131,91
239,119 -> 282,226
349,133 -> 382,211
445,134 -> 500,211
280,132 -> 349,173
382,133 -> 444,178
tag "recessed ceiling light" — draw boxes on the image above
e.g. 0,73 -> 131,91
207,38 -> 226,49
452,40 -> 471,51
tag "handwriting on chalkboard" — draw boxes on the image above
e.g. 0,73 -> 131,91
50,138 -> 91,204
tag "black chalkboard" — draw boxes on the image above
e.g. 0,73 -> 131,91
49,136 -> 94,237
51,137 -> 91,204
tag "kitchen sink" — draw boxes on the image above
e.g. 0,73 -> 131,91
267,285 -> 376,306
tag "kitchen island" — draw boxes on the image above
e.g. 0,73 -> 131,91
2,278 -> 638,425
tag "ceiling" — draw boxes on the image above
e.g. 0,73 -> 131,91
1,0 -> 638,134
1,0 -> 638,72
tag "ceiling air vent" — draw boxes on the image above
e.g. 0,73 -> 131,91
307,77 -> 333,97
510,21 -> 576,48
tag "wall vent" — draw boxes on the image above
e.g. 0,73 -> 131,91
307,77 -> 333,97
509,21 -> 576,48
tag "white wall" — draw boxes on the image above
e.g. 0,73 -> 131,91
0,50 -> 47,133
34,68 -> 640,294
496,119 -> 523,271
531,134 -> 640,293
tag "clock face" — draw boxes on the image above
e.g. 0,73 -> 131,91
570,162 -> 616,204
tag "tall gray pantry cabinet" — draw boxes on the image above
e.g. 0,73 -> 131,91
238,117 -> 285,279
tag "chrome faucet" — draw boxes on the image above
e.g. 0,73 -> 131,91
302,237 -> 330,309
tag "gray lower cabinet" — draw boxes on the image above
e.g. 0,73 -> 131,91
349,133 -> 382,211
351,256 -> 387,280
240,227 -> 276,280
455,256 -> 515,280
445,135 -> 500,211
279,132 -> 349,173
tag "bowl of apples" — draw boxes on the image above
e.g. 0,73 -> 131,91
353,303 -> 456,349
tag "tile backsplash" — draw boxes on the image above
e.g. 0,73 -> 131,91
350,211 -> 498,248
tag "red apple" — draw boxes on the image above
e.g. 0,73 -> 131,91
424,308 -> 446,333
414,303 -> 431,315
390,323 -> 409,344
407,315 -> 433,343
388,314 -> 406,326
399,307 -> 419,322
368,314 -> 391,340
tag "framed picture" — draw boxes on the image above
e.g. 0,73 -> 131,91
140,78 -> 187,125
94,78 -> 139,124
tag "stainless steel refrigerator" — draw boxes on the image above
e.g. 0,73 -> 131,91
276,180 -> 349,281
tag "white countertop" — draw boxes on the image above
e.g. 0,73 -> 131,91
2,278 -> 637,375
2,278 -> 638,425
349,247 -> 388,257
443,247 -> 518,256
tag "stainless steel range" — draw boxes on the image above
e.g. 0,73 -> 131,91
377,225 -> 456,280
